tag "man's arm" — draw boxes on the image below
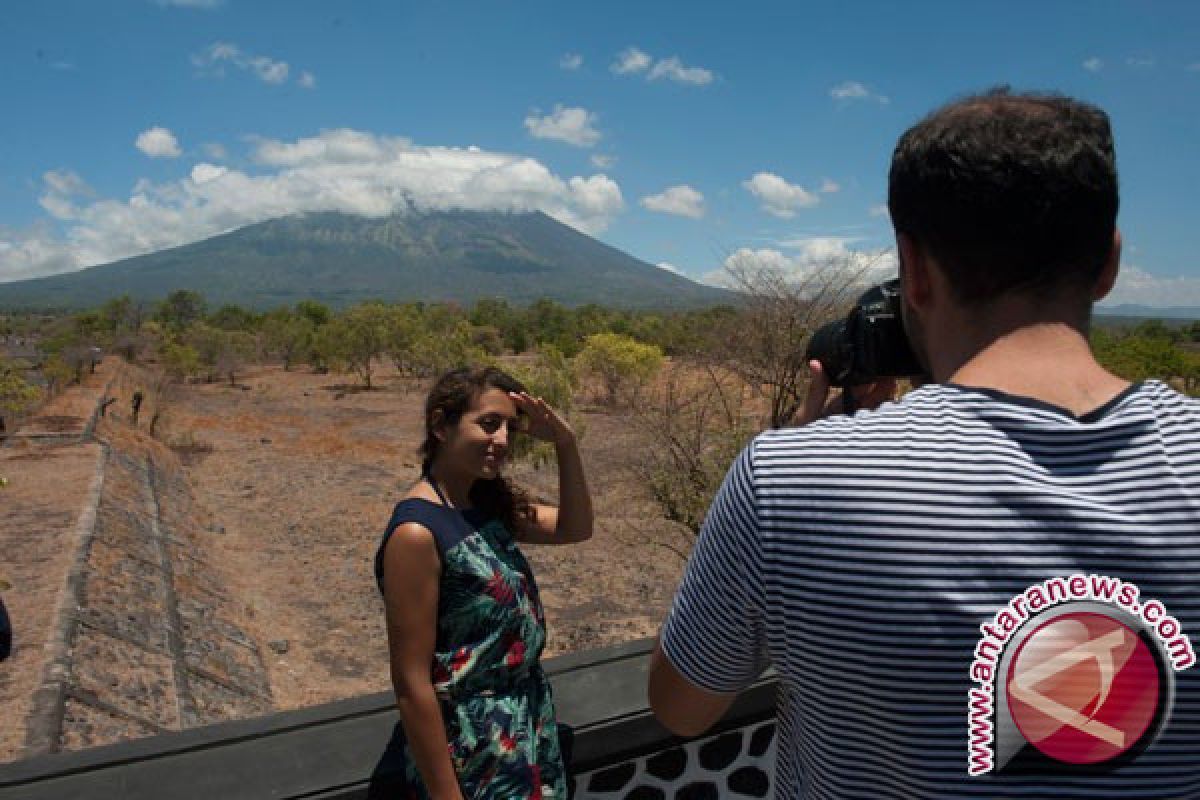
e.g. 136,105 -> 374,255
647,444 -> 767,737
648,638 -> 736,737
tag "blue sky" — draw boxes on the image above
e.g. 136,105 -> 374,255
1,0 -> 1198,307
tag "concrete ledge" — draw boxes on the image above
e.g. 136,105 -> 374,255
0,638 -> 777,800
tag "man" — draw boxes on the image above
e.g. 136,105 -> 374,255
649,89 -> 1200,798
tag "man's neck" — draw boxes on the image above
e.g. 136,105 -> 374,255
932,318 -> 1131,417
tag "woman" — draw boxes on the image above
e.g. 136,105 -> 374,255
369,366 -> 593,799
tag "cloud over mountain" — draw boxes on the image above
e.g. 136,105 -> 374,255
0,129 -> 624,282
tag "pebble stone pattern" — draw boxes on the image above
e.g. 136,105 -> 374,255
27,444 -> 274,753
572,721 -> 777,800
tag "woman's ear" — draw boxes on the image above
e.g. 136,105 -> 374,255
430,409 -> 446,442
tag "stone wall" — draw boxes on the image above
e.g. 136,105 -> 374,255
23,419 -> 273,756
573,721 -> 777,799
1,640 -> 780,800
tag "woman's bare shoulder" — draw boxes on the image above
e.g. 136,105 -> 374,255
384,484 -> 443,556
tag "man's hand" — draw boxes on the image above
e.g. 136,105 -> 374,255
793,360 -> 897,426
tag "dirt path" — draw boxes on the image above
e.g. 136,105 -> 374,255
0,365 -> 113,760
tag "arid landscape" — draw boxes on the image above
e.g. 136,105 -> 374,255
161,358 -> 689,703
0,357 -> 690,762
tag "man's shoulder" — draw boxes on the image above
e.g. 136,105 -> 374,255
1141,379 -> 1200,414
755,385 -> 961,448
751,380 -> 1200,469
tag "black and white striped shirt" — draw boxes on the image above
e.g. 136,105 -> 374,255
660,380 -> 1200,799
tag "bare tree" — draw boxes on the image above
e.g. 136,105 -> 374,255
713,250 -> 886,428
623,361 -> 756,561
621,249 -> 893,561
147,364 -> 188,439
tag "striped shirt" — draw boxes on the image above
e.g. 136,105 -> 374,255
660,380 -> 1200,799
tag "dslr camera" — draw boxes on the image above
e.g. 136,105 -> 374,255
805,278 -> 925,389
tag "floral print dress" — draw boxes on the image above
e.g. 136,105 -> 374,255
370,495 -> 566,800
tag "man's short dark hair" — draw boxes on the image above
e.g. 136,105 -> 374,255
887,87 -> 1118,306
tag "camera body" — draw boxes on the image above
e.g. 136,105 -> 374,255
805,278 -> 924,388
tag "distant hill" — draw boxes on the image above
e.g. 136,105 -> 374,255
1095,304 -> 1200,324
0,210 -> 734,311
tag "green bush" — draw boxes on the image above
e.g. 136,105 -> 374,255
574,332 -> 663,406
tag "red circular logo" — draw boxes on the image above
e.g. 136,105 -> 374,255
1006,612 -> 1160,765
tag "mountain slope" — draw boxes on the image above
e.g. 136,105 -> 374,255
0,211 -> 733,311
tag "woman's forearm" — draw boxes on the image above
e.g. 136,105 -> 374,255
395,681 -> 464,800
553,431 -> 593,542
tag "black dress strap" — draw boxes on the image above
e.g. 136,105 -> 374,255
374,497 -> 474,592
423,470 -> 452,508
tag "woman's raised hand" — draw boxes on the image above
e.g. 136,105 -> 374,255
508,392 -> 573,446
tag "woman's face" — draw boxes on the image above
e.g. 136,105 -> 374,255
437,387 -> 521,479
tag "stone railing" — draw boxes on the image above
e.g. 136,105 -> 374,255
0,639 -> 777,799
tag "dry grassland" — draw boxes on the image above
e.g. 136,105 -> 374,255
151,361 -> 689,711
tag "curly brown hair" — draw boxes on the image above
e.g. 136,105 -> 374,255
418,366 -> 536,532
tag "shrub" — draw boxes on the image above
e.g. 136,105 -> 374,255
574,333 -> 663,407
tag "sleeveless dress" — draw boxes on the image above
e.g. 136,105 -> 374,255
369,492 -> 566,800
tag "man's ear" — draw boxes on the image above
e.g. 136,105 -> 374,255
1092,229 -> 1122,301
898,233 -> 933,311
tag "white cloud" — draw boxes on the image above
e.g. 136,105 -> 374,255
647,56 -> 714,86
192,41 -> 311,87
42,170 -> 92,197
190,163 -> 228,184
202,142 -> 228,160
819,178 -> 840,194
640,185 -> 705,219
524,105 -> 601,147
136,127 -> 182,158
657,261 -> 683,275
703,240 -> 897,289
560,53 -> 583,70
590,153 -> 616,169
0,222 -> 81,282
611,47 -> 714,86
0,130 -> 626,283
830,81 -> 889,104
1188,63 -> 1200,72
38,170 -> 92,220
1083,57 -> 1104,72
611,47 -> 652,75
250,56 -> 288,84
869,204 -> 890,218
742,172 -> 819,218
1101,264 -> 1200,308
